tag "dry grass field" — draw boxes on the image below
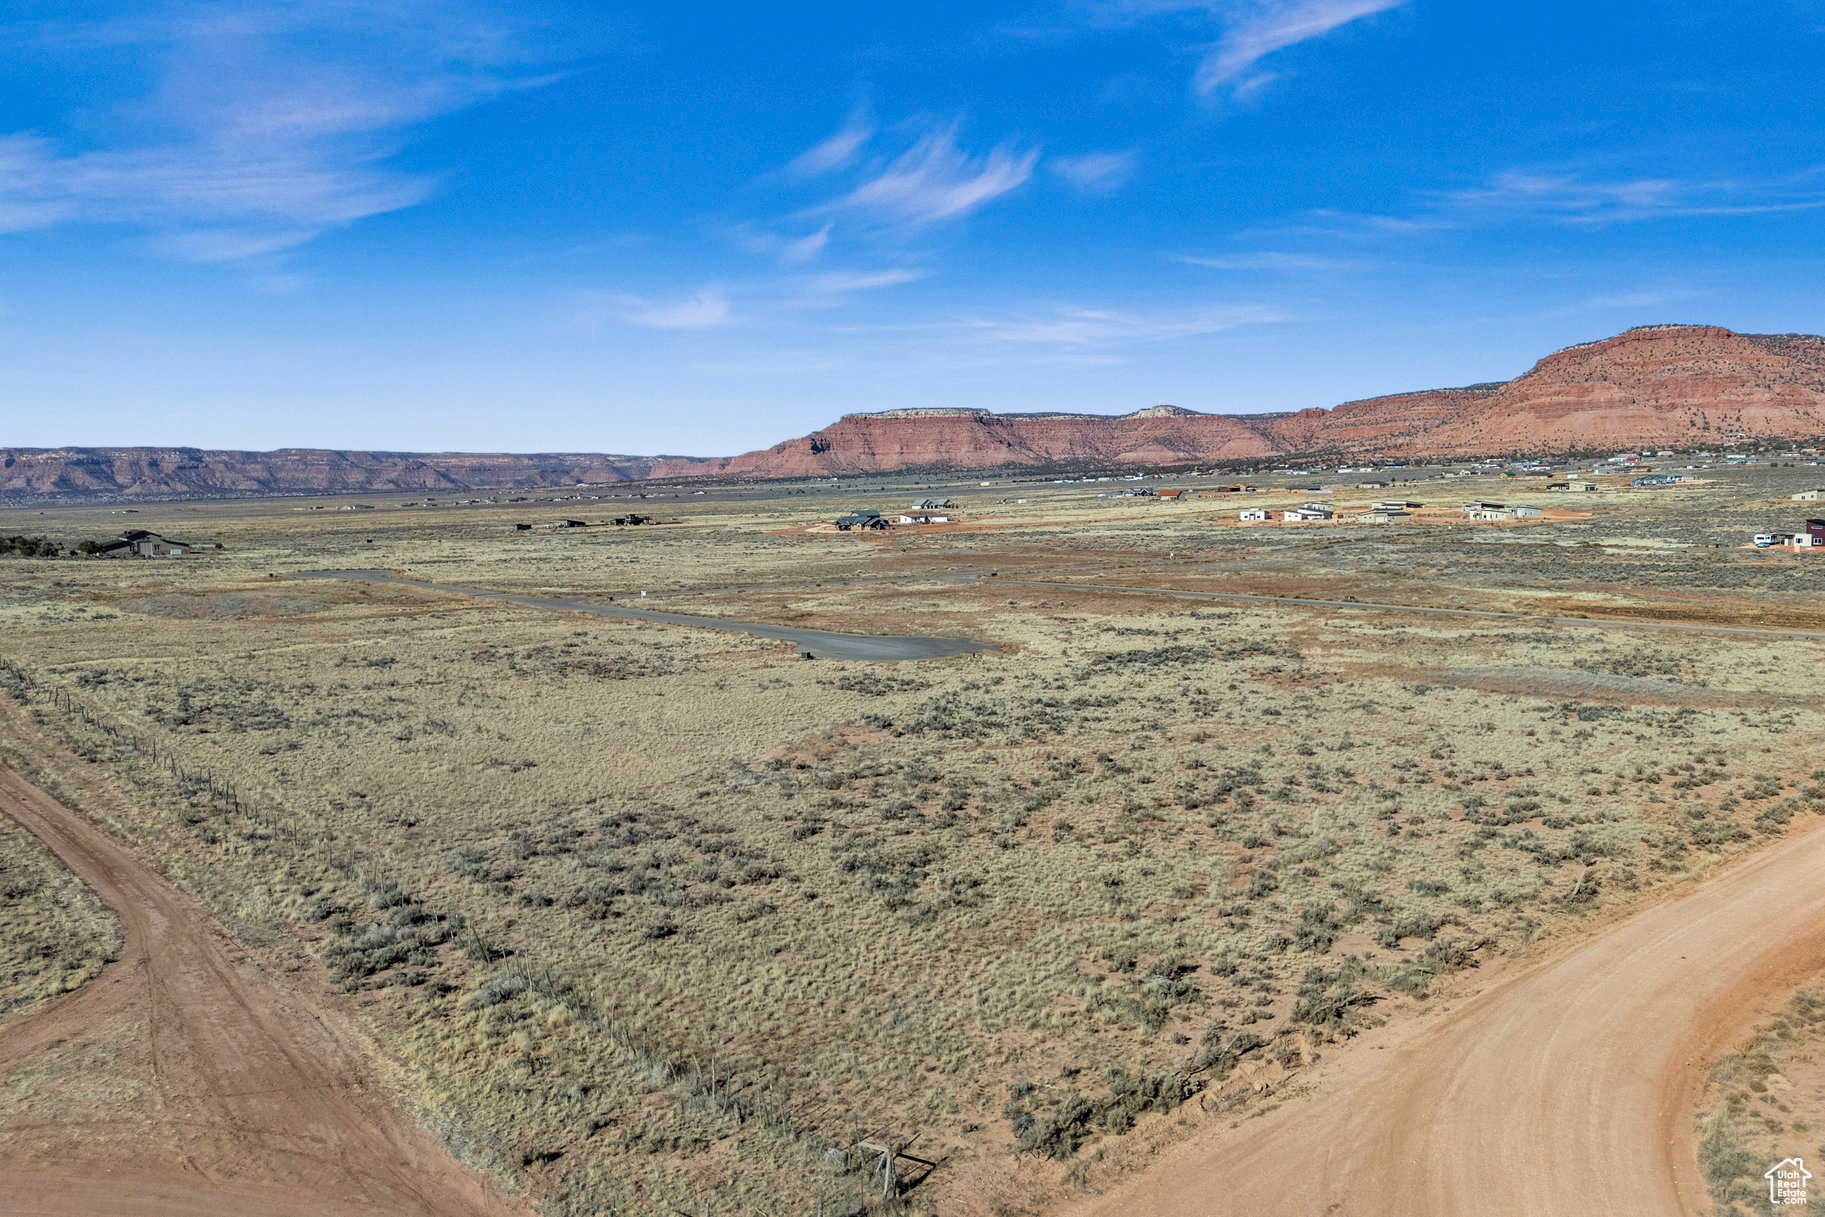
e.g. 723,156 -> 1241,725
1696,988 -> 1825,1215
2,464 -> 1823,1215
0,813 -> 118,1029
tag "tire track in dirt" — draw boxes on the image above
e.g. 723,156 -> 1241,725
0,760 -> 531,1217
1060,820 -> 1825,1217
1007,579 -> 1825,642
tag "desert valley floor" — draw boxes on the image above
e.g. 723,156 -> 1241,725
2,464 -> 1824,1216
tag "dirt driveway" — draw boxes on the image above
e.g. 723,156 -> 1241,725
0,760 -> 529,1217
1062,820 -> 1825,1217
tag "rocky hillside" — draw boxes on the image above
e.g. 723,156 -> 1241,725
651,405 -> 1281,480
1432,325 -> 1825,453
0,448 -> 688,500
663,325 -> 1825,477
10,326 -> 1825,498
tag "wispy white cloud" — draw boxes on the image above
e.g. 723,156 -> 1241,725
1089,0 -> 1406,98
0,131 -> 435,257
1451,171 -> 1680,220
1533,285 -> 1707,321
1558,288 -> 1698,314
1446,167 -> 1825,223
788,116 -> 874,177
623,287 -> 734,330
824,125 -> 1038,228
803,268 -> 927,295
1180,250 -> 1356,271
722,219 -> 836,265
585,266 -> 920,333
1194,0 -> 1406,96
779,222 -> 833,264
0,1 -> 548,263
1268,206 -> 1451,239
1257,165 -> 1825,249
954,301 -> 1280,347
1050,150 -> 1140,194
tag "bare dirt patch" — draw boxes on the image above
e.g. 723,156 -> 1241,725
0,744 -> 528,1217
1058,820 -> 1825,1217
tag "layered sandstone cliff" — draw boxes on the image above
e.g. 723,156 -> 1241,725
0,448 -> 683,499
652,406 -> 1280,480
660,325 -> 1825,478
1402,326 -> 1825,455
10,325 -> 1825,499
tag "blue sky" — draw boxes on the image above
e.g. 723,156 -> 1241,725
3,1 -> 1824,456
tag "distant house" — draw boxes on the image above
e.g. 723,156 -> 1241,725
1475,508 -> 1513,521
1510,505 -> 1542,518
910,498 -> 955,510
1357,510 -> 1410,524
1372,500 -> 1424,512
1357,480 -> 1390,490
1157,489 -> 1192,501
1460,500 -> 1506,514
1239,508 -> 1269,521
514,522 -> 532,531
835,510 -> 888,531
1792,489 -> 1823,501
1632,474 -> 1679,487
1283,504 -> 1334,522
96,530 -> 193,558
1212,483 -> 1256,494
1809,518 -> 1825,541
896,511 -> 951,524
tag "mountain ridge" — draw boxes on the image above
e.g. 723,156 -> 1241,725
659,324 -> 1825,478
0,447 -> 679,500
8,325 -> 1825,499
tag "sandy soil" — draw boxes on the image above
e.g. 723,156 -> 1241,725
0,761 -> 529,1217
1058,821 -> 1825,1217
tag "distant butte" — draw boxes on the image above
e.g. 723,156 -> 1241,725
658,325 -> 1825,478
6,325 -> 1824,499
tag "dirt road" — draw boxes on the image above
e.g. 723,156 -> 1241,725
1010,579 -> 1825,642
0,760 -> 529,1217
299,570 -> 996,660
1065,820 -> 1825,1217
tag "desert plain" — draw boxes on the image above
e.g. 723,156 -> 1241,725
2,463 -> 1824,1217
